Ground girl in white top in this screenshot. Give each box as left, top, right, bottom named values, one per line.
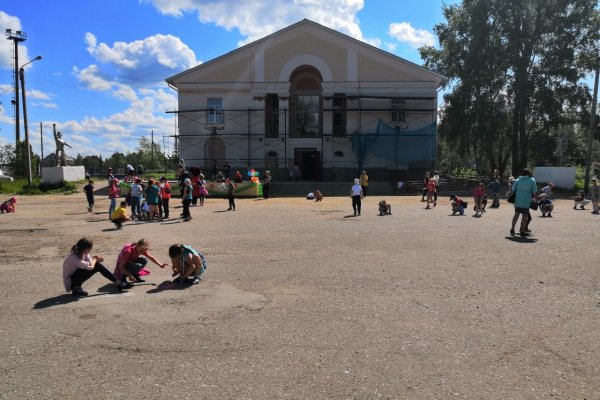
left=62, top=238, right=131, bottom=296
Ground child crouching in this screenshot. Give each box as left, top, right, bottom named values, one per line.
left=169, top=244, right=207, bottom=285
left=538, top=193, right=554, bottom=217
left=111, top=201, right=130, bottom=229
left=0, top=196, right=16, bottom=213
left=449, top=194, right=467, bottom=215
left=378, top=200, right=392, bottom=215
left=573, top=190, right=591, bottom=210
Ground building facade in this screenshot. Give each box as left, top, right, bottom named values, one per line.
left=166, top=19, right=446, bottom=181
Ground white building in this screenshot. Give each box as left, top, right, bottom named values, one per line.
left=166, top=19, right=446, bottom=182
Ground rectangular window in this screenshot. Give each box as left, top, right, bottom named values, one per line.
left=291, top=95, right=320, bottom=137
left=290, top=96, right=321, bottom=137
left=390, top=99, right=406, bottom=125
left=265, top=94, right=279, bottom=138
left=207, top=97, right=224, bottom=125
left=332, top=93, right=346, bottom=137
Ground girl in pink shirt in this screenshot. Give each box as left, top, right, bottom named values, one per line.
left=113, top=238, right=168, bottom=283
left=108, top=178, right=120, bottom=220
left=62, top=238, right=132, bottom=297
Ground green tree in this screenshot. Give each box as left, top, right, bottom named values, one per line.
left=421, top=0, right=600, bottom=176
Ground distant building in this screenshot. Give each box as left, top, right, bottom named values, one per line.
left=166, top=19, right=447, bottom=181
left=42, top=153, right=74, bottom=167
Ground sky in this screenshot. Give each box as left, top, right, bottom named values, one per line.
left=1, top=0, right=459, bottom=159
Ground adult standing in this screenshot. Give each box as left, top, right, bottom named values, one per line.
left=223, top=162, right=231, bottom=179
left=510, top=168, right=537, bottom=237
left=125, top=164, right=135, bottom=181
left=262, top=171, right=272, bottom=199
left=359, top=171, right=369, bottom=198
left=351, top=178, right=363, bottom=216
left=178, top=166, right=190, bottom=199
left=233, top=170, right=243, bottom=183
left=212, top=161, right=218, bottom=181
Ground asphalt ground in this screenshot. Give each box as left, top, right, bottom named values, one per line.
left=0, top=191, right=598, bottom=399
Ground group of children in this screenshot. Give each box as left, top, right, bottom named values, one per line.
left=448, top=177, right=600, bottom=218
left=82, top=176, right=173, bottom=229
left=62, top=237, right=207, bottom=297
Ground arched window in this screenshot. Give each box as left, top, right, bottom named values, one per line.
left=334, top=151, right=344, bottom=158
left=289, top=65, right=322, bottom=138
left=267, top=150, right=278, bottom=158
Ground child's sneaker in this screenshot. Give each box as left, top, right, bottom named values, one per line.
left=192, top=277, right=201, bottom=285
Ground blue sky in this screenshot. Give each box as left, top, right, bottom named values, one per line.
left=2, top=0, right=457, bottom=159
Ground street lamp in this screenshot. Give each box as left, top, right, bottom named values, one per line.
left=20, top=55, right=42, bottom=186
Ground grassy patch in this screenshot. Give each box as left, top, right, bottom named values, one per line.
left=0, top=178, right=79, bottom=195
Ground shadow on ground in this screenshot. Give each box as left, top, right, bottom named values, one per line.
left=146, top=280, right=193, bottom=293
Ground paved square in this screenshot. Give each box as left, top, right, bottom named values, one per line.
left=0, top=192, right=598, bottom=398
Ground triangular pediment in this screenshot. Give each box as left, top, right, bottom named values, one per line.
left=167, top=19, right=446, bottom=87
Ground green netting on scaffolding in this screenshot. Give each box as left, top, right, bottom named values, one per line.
left=351, top=120, right=436, bottom=170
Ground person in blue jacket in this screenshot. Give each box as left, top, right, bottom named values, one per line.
left=510, top=168, right=538, bottom=237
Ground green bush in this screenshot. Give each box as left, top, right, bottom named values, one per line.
left=0, top=178, right=78, bottom=195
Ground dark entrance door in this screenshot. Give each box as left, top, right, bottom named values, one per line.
left=294, top=149, right=320, bottom=181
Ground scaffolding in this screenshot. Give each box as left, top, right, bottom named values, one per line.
left=167, top=95, right=437, bottom=181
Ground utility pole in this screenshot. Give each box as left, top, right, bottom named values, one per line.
left=162, top=133, right=166, bottom=174
left=19, top=56, right=42, bottom=186
left=40, top=122, right=43, bottom=174
left=151, top=130, right=155, bottom=171
left=6, top=29, right=26, bottom=145
left=584, top=56, right=599, bottom=193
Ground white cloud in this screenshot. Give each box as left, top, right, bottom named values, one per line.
left=144, top=0, right=381, bottom=48
left=384, top=42, right=398, bottom=53
left=387, top=22, right=436, bottom=49
left=83, top=32, right=198, bottom=85
left=0, top=12, right=30, bottom=70
left=32, top=101, right=58, bottom=109
left=27, top=89, right=52, bottom=100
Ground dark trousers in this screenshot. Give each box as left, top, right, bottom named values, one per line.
left=228, top=195, right=236, bottom=210
left=70, top=262, right=116, bottom=289
left=361, top=185, right=368, bottom=197
left=160, top=198, right=169, bottom=218
left=182, top=198, right=191, bottom=218
left=352, top=195, right=362, bottom=214
left=125, top=257, right=148, bottom=277
left=263, top=183, right=270, bottom=199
